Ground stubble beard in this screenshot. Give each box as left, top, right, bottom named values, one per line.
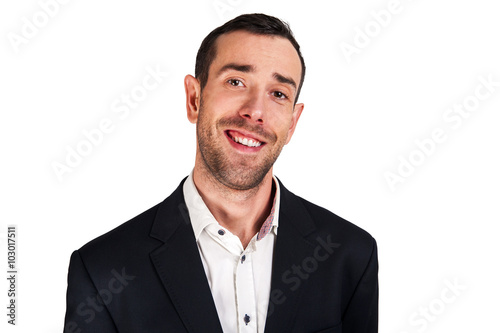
left=196, top=101, right=286, bottom=191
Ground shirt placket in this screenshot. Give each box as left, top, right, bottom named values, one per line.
left=236, top=249, right=257, bottom=333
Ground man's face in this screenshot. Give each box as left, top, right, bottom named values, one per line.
left=189, top=30, right=304, bottom=190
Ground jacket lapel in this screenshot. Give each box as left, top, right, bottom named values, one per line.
left=264, top=179, right=318, bottom=332
left=149, top=179, right=223, bottom=333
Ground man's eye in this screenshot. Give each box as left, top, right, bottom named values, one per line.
left=272, top=91, right=287, bottom=99
left=228, top=79, right=243, bottom=86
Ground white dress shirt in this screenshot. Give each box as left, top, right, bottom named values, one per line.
left=183, top=172, right=280, bottom=333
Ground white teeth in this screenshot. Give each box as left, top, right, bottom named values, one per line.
left=231, top=135, right=262, bottom=147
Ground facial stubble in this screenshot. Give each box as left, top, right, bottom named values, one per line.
left=196, top=99, right=287, bottom=191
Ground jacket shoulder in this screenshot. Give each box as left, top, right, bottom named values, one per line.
left=81, top=203, right=161, bottom=251
left=302, top=196, right=374, bottom=243
left=279, top=180, right=376, bottom=253
left=77, top=178, right=187, bottom=260
left=76, top=203, right=163, bottom=269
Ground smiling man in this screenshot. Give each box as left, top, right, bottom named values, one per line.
left=64, top=14, right=378, bottom=333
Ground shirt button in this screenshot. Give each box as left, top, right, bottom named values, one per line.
left=218, top=229, right=225, bottom=236
left=241, top=255, right=246, bottom=264
left=244, top=314, right=250, bottom=325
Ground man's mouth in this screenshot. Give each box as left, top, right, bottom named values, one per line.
left=225, top=130, right=264, bottom=148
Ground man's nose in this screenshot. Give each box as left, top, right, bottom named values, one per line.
left=238, top=89, right=265, bottom=124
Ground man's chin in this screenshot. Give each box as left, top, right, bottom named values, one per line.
left=214, top=167, right=271, bottom=191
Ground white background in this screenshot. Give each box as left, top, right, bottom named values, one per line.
left=1, top=0, right=499, bottom=332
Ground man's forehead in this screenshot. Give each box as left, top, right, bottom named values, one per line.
left=210, top=30, right=302, bottom=81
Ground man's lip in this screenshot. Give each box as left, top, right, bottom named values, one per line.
left=225, top=131, right=265, bottom=152
left=225, top=129, right=266, bottom=144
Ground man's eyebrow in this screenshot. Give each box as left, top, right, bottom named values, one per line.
left=217, top=63, right=255, bottom=76
left=273, top=72, right=297, bottom=91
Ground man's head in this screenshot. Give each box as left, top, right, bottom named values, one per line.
left=185, top=14, right=305, bottom=191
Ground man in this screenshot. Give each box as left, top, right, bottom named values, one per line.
left=64, top=13, right=378, bottom=333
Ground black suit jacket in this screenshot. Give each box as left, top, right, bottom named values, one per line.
left=64, top=178, right=378, bottom=333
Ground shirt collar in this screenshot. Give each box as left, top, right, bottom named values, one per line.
left=183, top=171, right=280, bottom=242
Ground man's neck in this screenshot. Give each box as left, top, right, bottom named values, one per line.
left=192, top=162, right=275, bottom=249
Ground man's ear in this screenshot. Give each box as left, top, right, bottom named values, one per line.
left=285, top=103, right=304, bottom=145
left=184, top=75, right=201, bottom=124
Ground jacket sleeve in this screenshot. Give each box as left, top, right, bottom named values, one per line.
left=342, top=237, right=379, bottom=332
left=63, top=250, right=119, bottom=333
